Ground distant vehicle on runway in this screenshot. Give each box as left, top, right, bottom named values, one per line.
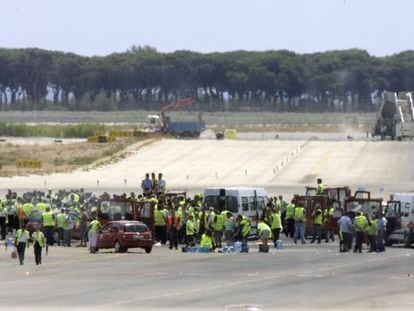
left=96, top=220, right=153, bottom=253
left=203, top=187, right=268, bottom=235
left=384, top=193, right=414, bottom=247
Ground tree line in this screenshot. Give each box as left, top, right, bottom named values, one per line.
left=0, top=46, right=413, bottom=112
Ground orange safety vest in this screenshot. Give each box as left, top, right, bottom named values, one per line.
left=18, top=207, right=25, bottom=221
left=168, top=215, right=180, bottom=230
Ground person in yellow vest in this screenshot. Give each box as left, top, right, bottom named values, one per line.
left=366, top=214, right=378, bottom=252
left=55, top=208, right=66, bottom=246
left=310, top=205, right=323, bottom=244
left=200, top=228, right=215, bottom=252
left=36, top=201, right=47, bottom=214
left=31, top=224, right=45, bottom=265
left=284, top=200, right=296, bottom=238
left=257, top=219, right=272, bottom=250
left=316, top=178, right=325, bottom=195
left=186, top=214, right=195, bottom=247
left=154, top=202, right=167, bottom=244
left=294, top=204, right=306, bottom=244
left=14, top=225, right=30, bottom=265
left=236, top=215, right=251, bottom=250
left=88, top=215, right=102, bottom=253
left=324, top=206, right=335, bottom=243
left=270, top=206, right=283, bottom=248
left=0, top=200, right=8, bottom=240
left=353, top=211, right=367, bottom=253
left=212, top=209, right=225, bottom=248
left=42, top=206, right=55, bottom=246
left=22, top=201, right=33, bottom=226
left=223, top=212, right=235, bottom=247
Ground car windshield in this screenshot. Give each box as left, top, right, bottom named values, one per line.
left=124, top=224, right=149, bottom=233
left=99, top=200, right=133, bottom=220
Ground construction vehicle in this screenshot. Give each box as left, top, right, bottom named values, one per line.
left=384, top=193, right=414, bottom=247
left=294, top=186, right=351, bottom=237
left=140, top=98, right=205, bottom=138
left=373, top=91, right=414, bottom=140
left=344, top=191, right=383, bottom=220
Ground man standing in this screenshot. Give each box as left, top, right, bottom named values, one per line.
left=168, top=208, right=180, bottom=250
left=270, top=206, right=282, bottom=248
left=42, top=206, right=55, bottom=246
left=0, top=201, right=8, bottom=240
left=310, top=205, right=322, bottom=244
left=294, top=204, right=306, bottom=244
left=31, top=224, right=46, bottom=265
left=285, top=200, right=296, bottom=238
left=366, top=214, right=378, bottom=253
left=154, top=203, right=167, bottom=244
left=88, top=215, right=102, bottom=253
left=354, top=212, right=367, bottom=253
left=377, top=212, right=387, bottom=252
left=14, top=225, right=30, bottom=265
left=338, top=211, right=353, bottom=252
left=157, top=173, right=167, bottom=194
left=141, top=173, right=153, bottom=197
left=56, top=208, right=66, bottom=246
left=324, top=206, right=335, bottom=242
left=316, top=178, right=325, bottom=195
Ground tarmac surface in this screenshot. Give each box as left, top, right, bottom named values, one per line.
left=1, top=137, right=413, bottom=199
left=1, top=238, right=414, bottom=310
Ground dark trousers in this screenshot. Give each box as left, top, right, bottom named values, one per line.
left=214, top=230, right=223, bottom=248
left=354, top=231, right=364, bottom=252
left=377, top=230, right=385, bottom=252
left=368, top=234, right=377, bottom=252
left=44, top=226, right=54, bottom=246
left=325, top=225, right=335, bottom=242
left=155, top=226, right=167, bottom=244
left=186, top=234, right=195, bottom=247
left=341, top=232, right=352, bottom=251
left=34, top=242, right=42, bottom=265
left=286, top=218, right=295, bottom=238
left=8, top=215, right=16, bottom=233
left=0, top=217, right=6, bottom=240
left=272, top=228, right=281, bottom=246
left=311, top=224, right=322, bottom=243
left=58, top=228, right=64, bottom=245
left=169, top=227, right=178, bottom=249
left=17, top=242, right=26, bottom=265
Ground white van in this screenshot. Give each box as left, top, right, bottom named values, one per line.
left=203, top=187, right=269, bottom=235
left=385, top=193, right=414, bottom=247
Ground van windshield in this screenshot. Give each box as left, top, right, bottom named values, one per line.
left=204, top=196, right=238, bottom=213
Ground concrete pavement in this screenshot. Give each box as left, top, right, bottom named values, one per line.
left=1, top=239, right=414, bottom=310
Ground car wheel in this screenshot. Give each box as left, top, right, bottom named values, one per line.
left=114, top=241, right=122, bottom=253
left=145, top=247, right=152, bottom=254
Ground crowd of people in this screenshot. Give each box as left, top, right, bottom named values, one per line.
left=0, top=175, right=390, bottom=265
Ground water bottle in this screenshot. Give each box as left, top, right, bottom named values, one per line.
left=276, top=240, right=283, bottom=250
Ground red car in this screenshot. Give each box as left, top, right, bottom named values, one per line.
left=96, top=220, right=153, bottom=253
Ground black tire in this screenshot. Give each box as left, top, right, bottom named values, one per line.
left=385, top=239, right=393, bottom=247
left=145, top=247, right=152, bottom=254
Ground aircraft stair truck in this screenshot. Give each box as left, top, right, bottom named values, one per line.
left=373, top=91, right=414, bottom=140
left=384, top=193, right=414, bottom=247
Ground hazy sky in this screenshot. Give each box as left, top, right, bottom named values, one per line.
left=2, top=0, right=413, bottom=57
